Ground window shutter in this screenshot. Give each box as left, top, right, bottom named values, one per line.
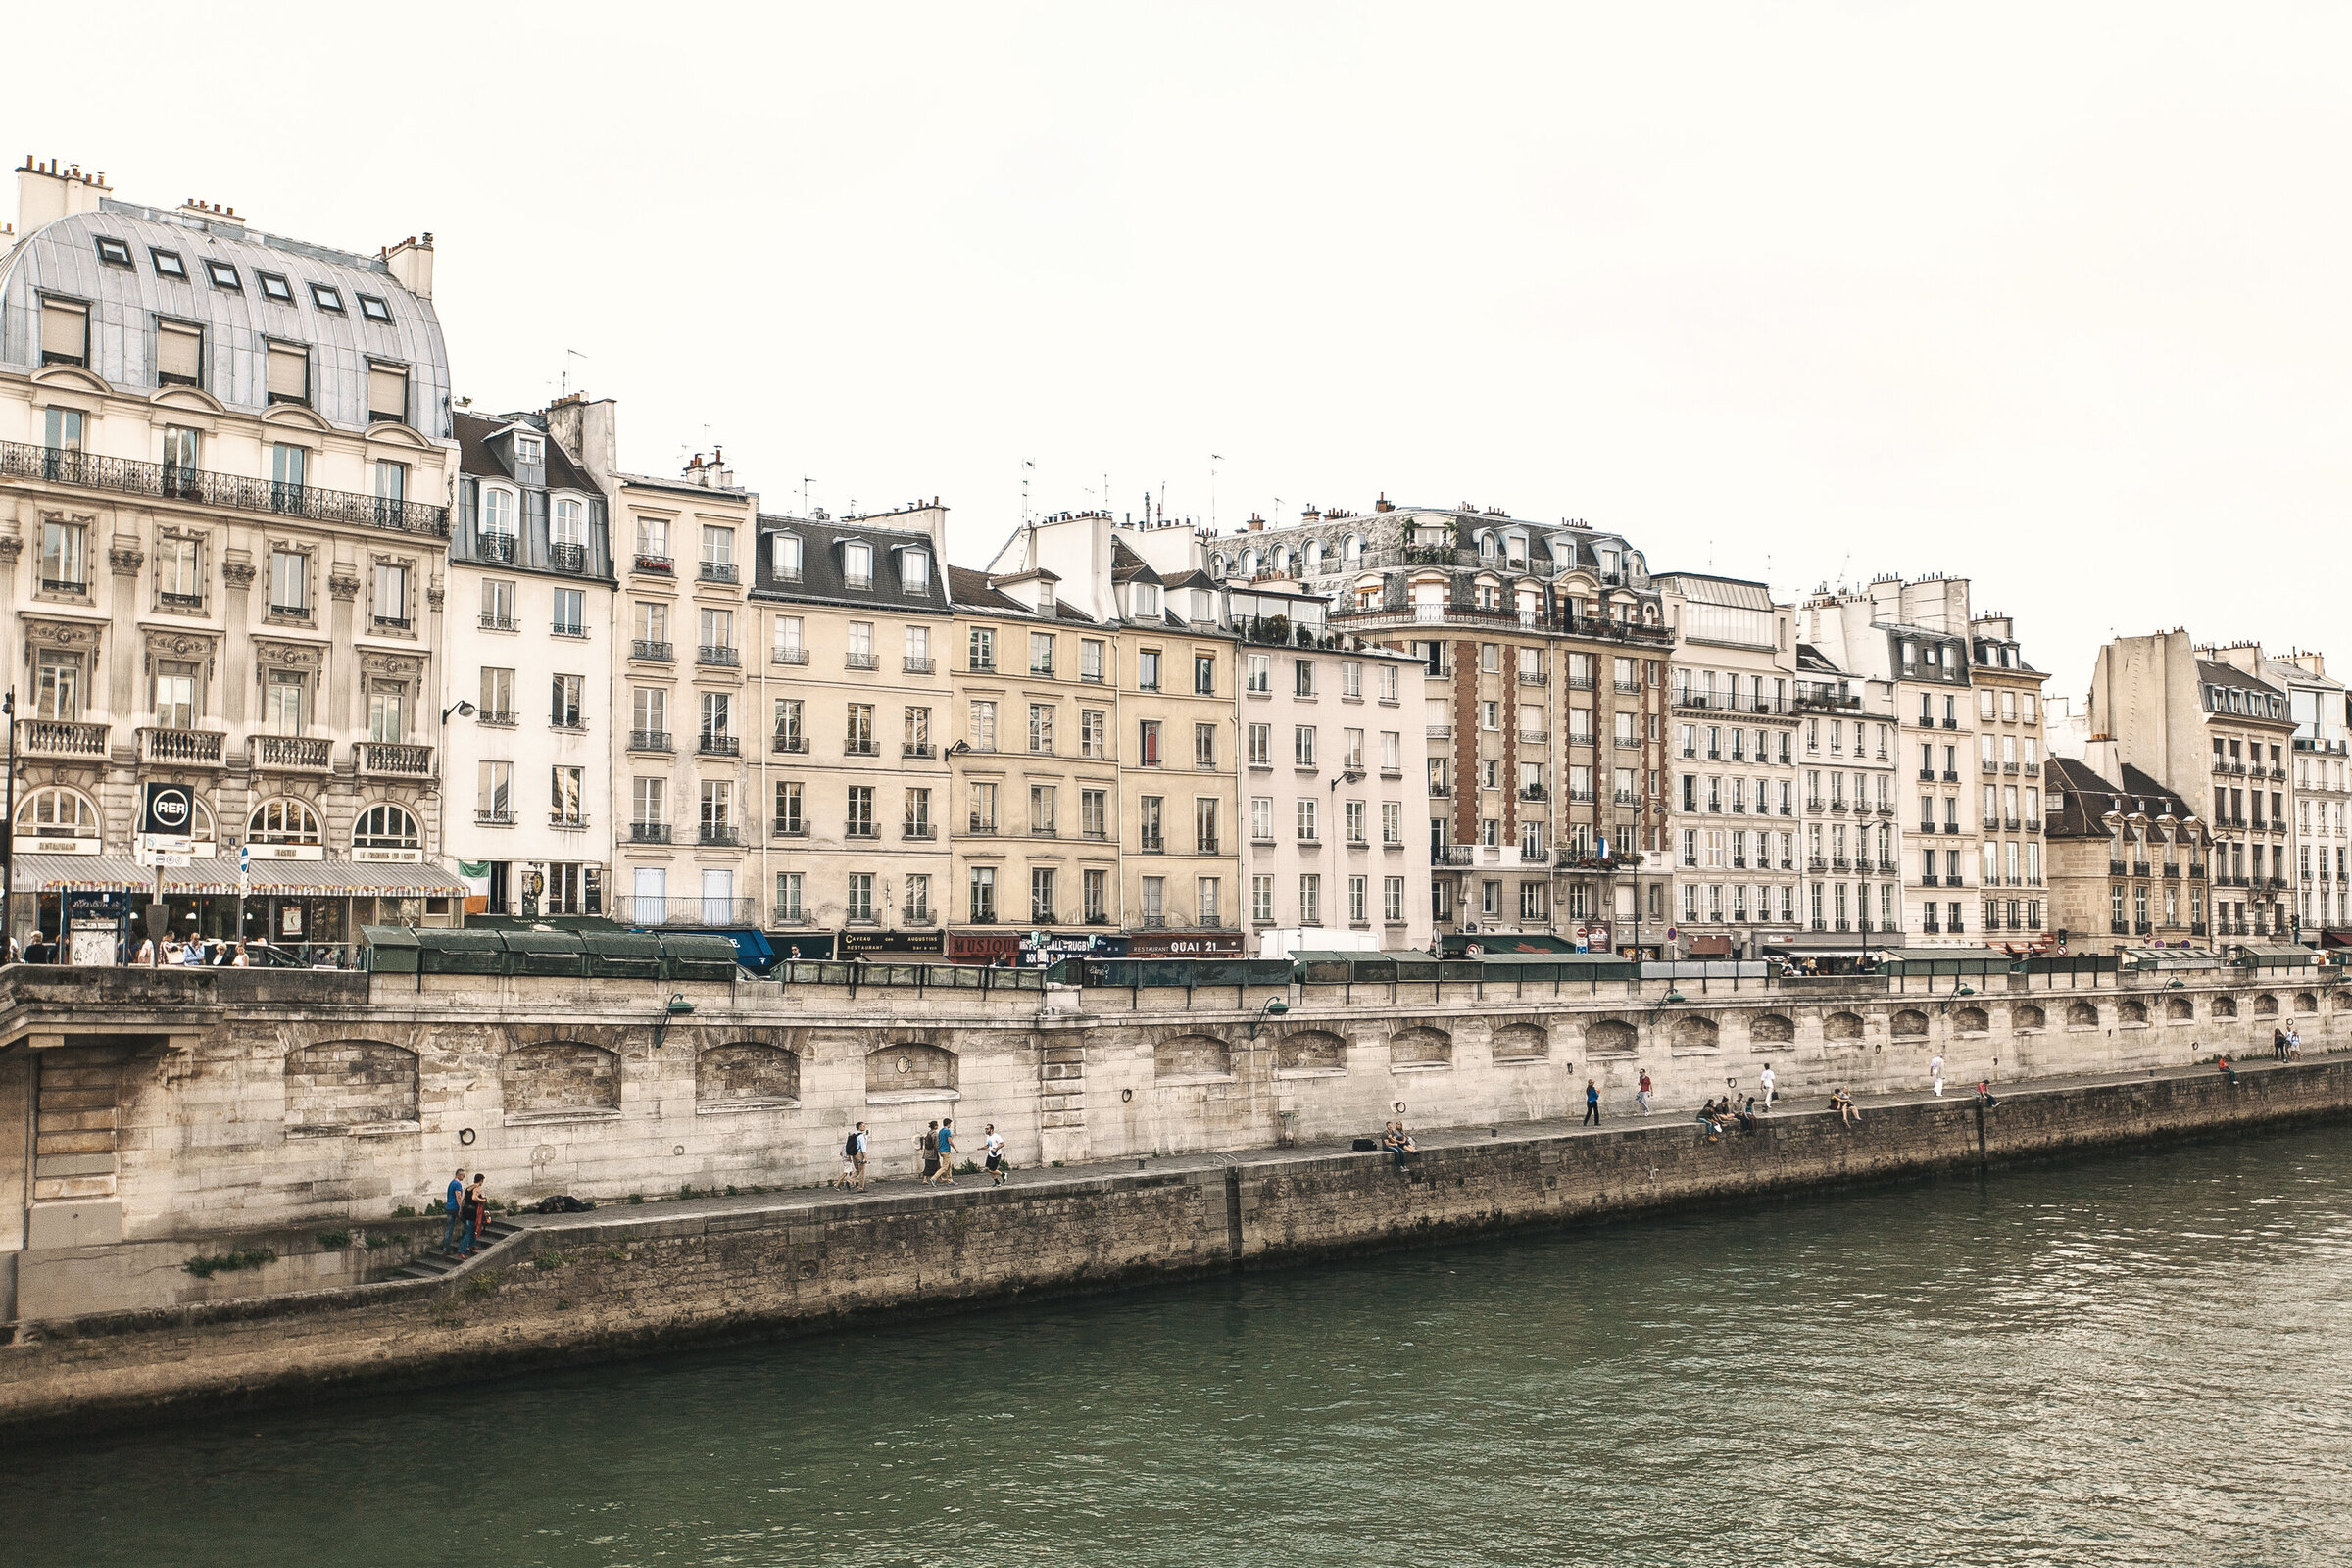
left=40, top=299, right=87, bottom=364
left=157, top=322, right=201, bottom=383
left=368, top=364, right=407, bottom=422
left=265, top=344, right=309, bottom=402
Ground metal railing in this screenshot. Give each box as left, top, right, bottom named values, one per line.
left=629, top=822, right=671, bottom=844
left=631, top=640, right=674, bottom=662
left=699, top=561, right=739, bottom=584
left=1, top=439, right=450, bottom=536
left=548, top=542, right=588, bottom=574
left=628, top=730, right=672, bottom=753
left=698, top=645, right=739, bottom=667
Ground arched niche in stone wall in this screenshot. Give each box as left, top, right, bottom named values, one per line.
left=285, top=1040, right=417, bottom=1132
left=2117, top=999, right=2148, bottom=1025
left=1491, top=1022, right=1549, bottom=1061
left=1275, top=1030, right=1348, bottom=1073
left=1156, top=1034, right=1236, bottom=1082
left=1584, top=1018, right=1637, bottom=1055
left=1671, top=1015, right=1718, bottom=1051
left=2013, top=1003, right=2046, bottom=1032
left=1749, top=1012, right=1794, bottom=1043
left=1953, top=1006, right=1988, bottom=1035
left=697, top=1043, right=801, bottom=1109
left=2293, top=991, right=2318, bottom=1014
left=2253, top=994, right=2279, bottom=1018
left=502, top=1042, right=619, bottom=1117
left=1890, top=1008, right=1929, bottom=1039
left=2212, top=997, right=2238, bottom=1019
left=2165, top=996, right=2195, bottom=1022
left=1391, top=1027, right=1453, bottom=1068
left=1822, top=1010, right=1865, bottom=1043
left=2067, top=1001, right=2100, bottom=1028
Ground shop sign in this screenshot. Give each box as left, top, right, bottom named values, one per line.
left=138, top=783, right=194, bottom=839
left=840, top=928, right=945, bottom=957
left=947, top=930, right=1023, bottom=963
left=352, top=847, right=424, bottom=863
left=1126, top=931, right=1245, bottom=958
left=771, top=933, right=838, bottom=960
left=1017, top=930, right=1128, bottom=966
left=252, top=843, right=325, bottom=861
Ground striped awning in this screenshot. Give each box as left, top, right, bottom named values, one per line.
left=6, top=854, right=466, bottom=898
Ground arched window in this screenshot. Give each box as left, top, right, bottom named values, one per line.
left=1272, top=546, right=1290, bottom=576
left=249, top=797, right=322, bottom=846
left=352, top=802, right=420, bottom=851
left=481, top=486, right=515, bottom=538
left=16, top=786, right=100, bottom=842
left=1478, top=531, right=1499, bottom=560
left=1240, top=549, right=1259, bottom=577
left=1304, top=540, right=1323, bottom=574
left=550, top=496, right=585, bottom=548
left=1210, top=553, right=1229, bottom=577
left=188, top=796, right=217, bottom=844
left=1344, top=533, right=1362, bottom=564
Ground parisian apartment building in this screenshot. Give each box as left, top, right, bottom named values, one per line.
left=0, top=160, right=467, bottom=948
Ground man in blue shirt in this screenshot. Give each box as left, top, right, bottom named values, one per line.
left=441, top=1166, right=466, bottom=1252
left=929, top=1118, right=957, bottom=1185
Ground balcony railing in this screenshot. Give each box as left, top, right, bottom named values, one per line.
left=475, top=532, right=516, bottom=564
left=845, top=739, right=879, bottom=757
left=140, top=727, right=223, bottom=764
left=698, top=645, right=740, bottom=667
left=846, top=651, right=879, bottom=670
left=475, top=808, right=514, bottom=826
left=249, top=734, right=331, bottom=770
left=479, top=612, right=516, bottom=631
left=548, top=542, right=588, bottom=574
left=360, top=742, right=433, bottom=776
left=23, top=720, right=109, bottom=758
left=771, top=646, right=808, bottom=665
left=904, top=742, right=936, bottom=759
left=699, top=561, right=740, bottom=584
left=772, top=734, right=808, bottom=755
left=550, top=812, right=589, bottom=830
left=631, top=639, right=674, bottom=662
left=628, top=730, right=672, bottom=753
left=696, top=824, right=742, bottom=847
left=629, top=822, right=672, bottom=844
left=903, top=822, right=936, bottom=840
left=1, top=439, right=450, bottom=536
left=905, top=656, right=935, bottom=674
left=633, top=554, right=673, bottom=576
left=698, top=735, right=741, bottom=757
left=612, top=895, right=760, bottom=928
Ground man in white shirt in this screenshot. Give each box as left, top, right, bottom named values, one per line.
left=983, top=1124, right=1009, bottom=1186
left=1759, top=1063, right=1777, bottom=1110
left=1929, top=1054, right=1945, bottom=1097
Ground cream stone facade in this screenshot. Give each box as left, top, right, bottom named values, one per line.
left=750, top=504, right=952, bottom=952
left=0, top=160, right=466, bottom=944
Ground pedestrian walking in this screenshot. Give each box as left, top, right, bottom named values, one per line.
left=2287, top=1024, right=2302, bottom=1061
left=918, top=1120, right=940, bottom=1181
left=457, top=1173, right=486, bottom=1256
left=929, top=1118, right=957, bottom=1184
left=440, top=1166, right=466, bottom=1253
left=1929, top=1054, right=1945, bottom=1097
left=2273, top=1027, right=2286, bottom=1062
left=1635, top=1070, right=1653, bottom=1115
left=1582, top=1078, right=1601, bottom=1127
left=837, top=1123, right=869, bottom=1189
left=1759, top=1063, right=1777, bottom=1109
left=983, top=1123, right=1009, bottom=1186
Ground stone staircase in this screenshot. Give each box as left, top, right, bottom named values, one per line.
left=389, top=1217, right=524, bottom=1281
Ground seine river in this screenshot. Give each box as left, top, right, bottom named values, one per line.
left=13, top=1122, right=2351, bottom=1568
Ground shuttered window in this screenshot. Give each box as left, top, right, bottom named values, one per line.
left=265, top=342, right=309, bottom=404
left=39, top=299, right=87, bottom=367
left=156, top=321, right=202, bottom=386
left=367, top=363, right=407, bottom=423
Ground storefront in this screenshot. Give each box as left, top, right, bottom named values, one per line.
left=6, top=852, right=464, bottom=957
left=839, top=930, right=942, bottom=958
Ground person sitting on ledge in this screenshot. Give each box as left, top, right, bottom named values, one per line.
left=1735, top=1097, right=1759, bottom=1134
left=2216, top=1054, right=2237, bottom=1086
left=1695, top=1101, right=1724, bottom=1142
left=1974, top=1079, right=2000, bottom=1108
left=1832, top=1088, right=1862, bottom=1126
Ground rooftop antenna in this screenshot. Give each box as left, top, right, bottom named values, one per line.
left=1021, top=459, right=1035, bottom=525
left=1210, top=454, right=1223, bottom=532
left=560, top=348, right=587, bottom=398
left=801, top=477, right=815, bottom=516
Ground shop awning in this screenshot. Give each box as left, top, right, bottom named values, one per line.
left=8, top=854, right=153, bottom=892
left=238, top=859, right=468, bottom=896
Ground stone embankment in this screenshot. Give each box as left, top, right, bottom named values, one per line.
left=3, top=1051, right=2345, bottom=1443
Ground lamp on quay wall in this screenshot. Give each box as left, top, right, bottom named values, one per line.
left=1248, top=998, right=1289, bottom=1040
left=651, top=992, right=695, bottom=1053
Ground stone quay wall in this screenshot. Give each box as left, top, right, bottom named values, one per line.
left=0, top=963, right=2342, bottom=1320
left=3, top=1054, right=2347, bottom=1444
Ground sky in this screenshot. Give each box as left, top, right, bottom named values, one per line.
left=7, top=3, right=2347, bottom=700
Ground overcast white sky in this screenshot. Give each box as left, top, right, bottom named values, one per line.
left=10, top=4, right=2348, bottom=697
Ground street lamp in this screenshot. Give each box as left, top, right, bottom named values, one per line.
left=441, top=700, right=477, bottom=724
left=651, top=992, right=696, bottom=1053
left=1248, top=998, right=1289, bottom=1041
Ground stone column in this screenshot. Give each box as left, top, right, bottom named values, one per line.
left=107, top=535, right=144, bottom=724
left=327, top=563, right=360, bottom=736
left=0, top=527, right=20, bottom=698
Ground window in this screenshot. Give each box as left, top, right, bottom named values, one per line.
left=1298, top=875, right=1322, bottom=925
left=33, top=648, right=83, bottom=720
left=40, top=296, right=89, bottom=367
left=1030, top=868, right=1056, bottom=922
left=476, top=761, right=514, bottom=822
left=970, top=866, right=998, bottom=922
left=1031, top=631, right=1056, bottom=675
left=1195, top=723, right=1217, bottom=769
left=1252, top=797, right=1275, bottom=841
left=1346, top=799, right=1368, bottom=844
left=553, top=587, right=585, bottom=637
left=1139, top=796, right=1164, bottom=851
left=1138, top=650, right=1161, bottom=691
left=1142, top=876, right=1166, bottom=921
left=1248, top=654, right=1271, bottom=694
left=969, top=782, right=999, bottom=833
left=1196, top=798, right=1219, bottom=853
left=355, top=291, right=394, bottom=324
left=1294, top=726, right=1316, bottom=768
left=1298, top=798, right=1320, bottom=842
left=1197, top=877, right=1221, bottom=925
left=1383, top=802, right=1403, bottom=845
left=152, top=660, right=199, bottom=729
left=846, top=786, right=876, bottom=840
left=1249, top=723, right=1272, bottom=766
left=34, top=517, right=86, bottom=596
left=844, top=541, right=873, bottom=589
left=1031, top=785, right=1057, bottom=835
left=268, top=544, right=309, bottom=616
left=627, top=684, right=663, bottom=740
left=1085, top=869, right=1109, bottom=923
left=1081, top=639, right=1105, bottom=682
left=155, top=319, right=203, bottom=387
left=552, top=674, right=584, bottom=729
left=1197, top=654, right=1217, bottom=696
left=846, top=703, right=875, bottom=754
left=630, top=776, right=669, bottom=830
left=249, top=797, right=322, bottom=846
left=1253, top=875, right=1276, bottom=923
left=1139, top=719, right=1162, bottom=766
left=702, top=524, right=735, bottom=572
left=373, top=561, right=411, bottom=628
left=905, top=786, right=932, bottom=838
left=904, top=550, right=930, bottom=592
left=700, top=607, right=733, bottom=654
left=265, top=341, right=309, bottom=404
left=200, top=257, right=243, bottom=292
left=904, top=874, right=931, bottom=923
left=1082, top=788, right=1108, bottom=840
left=969, top=700, right=998, bottom=752
left=543, top=766, right=585, bottom=826
left=1081, top=709, right=1106, bottom=760
left=969, top=626, right=997, bottom=671
left=699, top=782, right=735, bottom=839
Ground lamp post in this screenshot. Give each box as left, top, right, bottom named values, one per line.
left=1, top=688, right=16, bottom=952
left=1247, top=997, right=1289, bottom=1041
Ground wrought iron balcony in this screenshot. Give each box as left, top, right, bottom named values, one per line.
left=628, top=821, right=672, bottom=844
left=1, top=438, right=450, bottom=536
left=699, top=561, right=739, bottom=584
left=631, top=639, right=674, bottom=662
left=628, top=730, right=672, bottom=754
left=633, top=554, right=673, bottom=576
left=548, top=542, right=588, bottom=574
left=697, top=644, right=739, bottom=667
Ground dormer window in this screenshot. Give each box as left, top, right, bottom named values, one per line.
left=310, top=284, right=345, bottom=314
left=93, top=236, right=132, bottom=269
left=156, top=320, right=203, bottom=387
left=206, top=260, right=241, bottom=292
left=514, top=433, right=544, bottom=467
left=771, top=532, right=803, bottom=581
left=1133, top=582, right=1160, bottom=618
left=902, top=549, right=930, bottom=592
left=367, top=362, right=408, bottom=424
left=844, top=541, right=873, bottom=590
left=358, top=294, right=393, bottom=324
left=150, top=248, right=186, bottom=281
left=257, top=271, right=294, bottom=305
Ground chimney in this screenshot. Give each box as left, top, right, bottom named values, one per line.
left=543, top=395, right=618, bottom=489
left=174, top=197, right=244, bottom=233
left=1374, top=493, right=1393, bottom=513
left=1300, top=505, right=1321, bottom=524
left=1246, top=514, right=1264, bottom=532
left=383, top=232, right=435, bottom=300
left=709, top=443, right=733, bottom=488
left=15, top=157, right=110, bottom=234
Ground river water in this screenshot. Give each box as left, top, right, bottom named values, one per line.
left=13, top=1123, right=2351, bottom=1568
